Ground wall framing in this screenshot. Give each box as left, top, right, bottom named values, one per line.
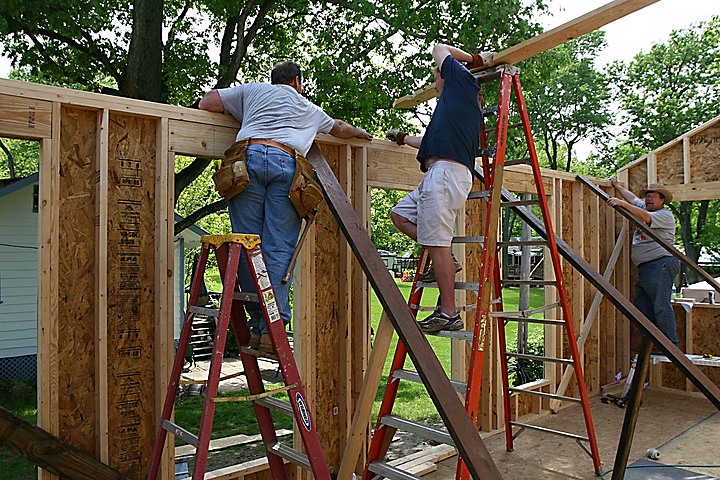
left=2, top=78, right=718, bottom=479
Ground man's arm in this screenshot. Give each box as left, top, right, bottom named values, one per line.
left=610, top=177, right=640, bottom=204
left=198, top=90, right=224, bottom=112
left=607, top=197, right=652, bottom=224
left=329, top=119, right=372, bottom=140
left=432, top=44, right=473, bottom=69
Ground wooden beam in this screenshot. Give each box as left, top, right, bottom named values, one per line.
left=0, top=406, right=123, bottom=480
left=308, top=143, right=503, bottom=480
left=394, top=0, right=660, bottom=108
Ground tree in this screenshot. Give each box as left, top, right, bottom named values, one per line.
left=370, top=188, right=416, bottom=256
left=1, top=0, right=548, bottom=234
left=521, top=30, right=612, bottom=172
left=609, top=17, right=720, bottom=283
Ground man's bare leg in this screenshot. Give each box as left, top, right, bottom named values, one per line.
left=425, top=246, right=456, bottom=316
left=391, top=212, right=417, bottom=241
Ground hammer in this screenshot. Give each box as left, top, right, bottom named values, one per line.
left=282, top=210, right=316, bottom=284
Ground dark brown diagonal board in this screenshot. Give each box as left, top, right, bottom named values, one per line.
left=307, top=144, right=502, bottom=480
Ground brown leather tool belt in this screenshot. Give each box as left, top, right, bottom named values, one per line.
left=248, top=138, right=296, bottom=157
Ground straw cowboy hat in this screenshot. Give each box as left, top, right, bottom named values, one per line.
left=640, top=183, right=673, bottom=202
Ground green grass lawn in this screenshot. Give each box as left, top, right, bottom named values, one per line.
left=0, top=386, right=39, bottom=480
left=368, top=281, right=545, bottom=424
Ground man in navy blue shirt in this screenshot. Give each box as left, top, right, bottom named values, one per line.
left=388, top=43, right=488, bottom=333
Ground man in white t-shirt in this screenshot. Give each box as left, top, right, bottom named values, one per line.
left=608, top=179, right=680, bottom=346
left=199, top=62, right=370, bottom=353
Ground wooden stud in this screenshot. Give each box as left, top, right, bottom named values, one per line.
left=0, top=94, right=52, bottom=140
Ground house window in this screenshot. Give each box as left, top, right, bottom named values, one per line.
left=33, top=185, right=38, bottom=213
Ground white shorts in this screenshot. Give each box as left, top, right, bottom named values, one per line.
left=392, top=160, right=472, bottom=247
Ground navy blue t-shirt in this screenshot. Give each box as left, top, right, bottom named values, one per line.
left=417, top=56, right=482, bottom=172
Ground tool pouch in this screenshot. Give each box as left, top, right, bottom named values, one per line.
left=289, top=154, right=323, bottom=219
left=214, top=139, right=250, bottom=201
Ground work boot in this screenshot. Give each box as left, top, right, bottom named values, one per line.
left=248, top=333, right=261, bottom=350
left=259, top=333, right=275, bottom=355
left=417, top=255, right=462, bottom=283
left=417, top=307, right=463, bottom=333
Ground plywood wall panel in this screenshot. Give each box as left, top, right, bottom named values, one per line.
left=689, top=125, right=720, bottom=184
left=106, top=113, right=158, bottom=477
left=627, top=162, right=648, bottom=195
left=655, top=143, right=684, bottom=186
left=57, top=106, right=98, bottom=454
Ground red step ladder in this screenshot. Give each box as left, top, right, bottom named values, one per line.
left=146, top=234, right=331, bottom=480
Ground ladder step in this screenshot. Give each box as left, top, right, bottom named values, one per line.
left=501, top=199, right=538, bottom=208
left=255, top=396, right=294, bottom=416
left=410, top=303, right=477, bottom=313
left=267, top=442, right=311, bottom=470
left=162, top=420, right=198, bottom=447
left=510, top=421, right=589, bottom=442
left=504, top=158, right=531, bottom=167
left=500, top=279, right=556, bottom=286
left=508, top=388, right=582, bottom=403
left=380, top=415, right=453, bottom=445
left=506, top=352, right=573, bottom=365
left=467, top=190, right=490, bottom=200
left=233, top=291, right=259, bottom=303
left=367, top=461, right=422, bottom=480
left=500, top=302, right=561, bottom=317
left=392, top=369, right=467, bottom=395
left=416, top=281, right=480, bottom=291
left=497, top=239, right=546, bottom=247
left=188, top=305, right=220, bottom=317
left=496, top=315, right=565, bottom=325
left=433, top=329, right=474, bottom=342
left=451, top=235, right=485, bottom=245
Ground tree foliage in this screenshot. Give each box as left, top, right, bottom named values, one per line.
left=370, top=188, right=417, bottom=255
left=1, top=0, right=548, bottom=233
left=521, top=30, right=612, bottom=172
left=608, top=17, right=720, bottom=282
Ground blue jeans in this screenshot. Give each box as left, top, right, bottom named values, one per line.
left=228, top=144, right=301, bottom=334
left=635, top=256, right=680, bottom=346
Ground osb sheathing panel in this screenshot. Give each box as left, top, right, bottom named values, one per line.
left=58, top=106, right=97, bottom=453
left=655, top=143, right=684, bottom=186
left=106, top=113, right=157, bottom=476
left=689, top=124, right=720, bottom=184
left=660, top=306, right=720, bottom=392
left=583, top=190, right=600, bottom=392
left=627, top=162, right=648, bottom=195
left=312, top=142, right=344, bottom=470
left=560, top=179, right=575, bottom=393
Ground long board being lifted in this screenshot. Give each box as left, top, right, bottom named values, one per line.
left=394, top=0, right=659, bottom=108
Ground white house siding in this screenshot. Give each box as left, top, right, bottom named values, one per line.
left=0, top=184, right=39, bottom=359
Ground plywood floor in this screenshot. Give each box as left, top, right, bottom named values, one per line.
left=423, top=389, right=719, bottom=479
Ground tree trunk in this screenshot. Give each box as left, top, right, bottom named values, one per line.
left=123, top=0, right=164, bottom=101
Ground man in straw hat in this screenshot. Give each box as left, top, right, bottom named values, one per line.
left=608, top=179, right=680, bottom=346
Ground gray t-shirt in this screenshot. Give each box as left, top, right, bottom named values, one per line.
left=631, top=199, right=676, bottom=265
left=218, top=83, right=335, bottom=156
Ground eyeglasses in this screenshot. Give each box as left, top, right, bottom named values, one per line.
left=645, top=193, right=662, bottom=199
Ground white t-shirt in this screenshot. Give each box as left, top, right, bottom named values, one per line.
left=218, top=83, right=335, bottom=156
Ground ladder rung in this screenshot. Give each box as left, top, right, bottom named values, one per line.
left=451, top=235, right=485, bottom=245
left=255, top=396, right=294, bottom=416
left=505, top=302, right=561, bottom=317
left=233, top=291, right=259, bottom=302
left=433, top=330, right=474, bottom=342
left=392, top=369, right=467, bottom=395
left=411, top=303, right=476, bottom=313
left=240, top=346, right=279, bottom=360
left=212, top=383, right=297, bottom=403
left=497, top=239, right=546, bottom=247
left=367, top=461, right=422, bottom=480
left=188, top=306, right=219, bottom=317
left=415, top=281, right=481, bottom=291
left=504, top=158, right=531, bottom=167
left=496, top=316, right=565, bottom=325
left=162, top=420, right=198, bottom=447
left=267, top=442, right=311, bottom=470
left=500, top=279, right=556, bottom=286
left=501, top=199, right=538, bottom=208
left=467, top=190, right=490, bottom=200
left=508, top=388, right=581, bottom=404
left=510, top=421, right=589, bottom=442
left=380, top=415, right=453, bottom=445
left=506, top=353, right=573, bottom=365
